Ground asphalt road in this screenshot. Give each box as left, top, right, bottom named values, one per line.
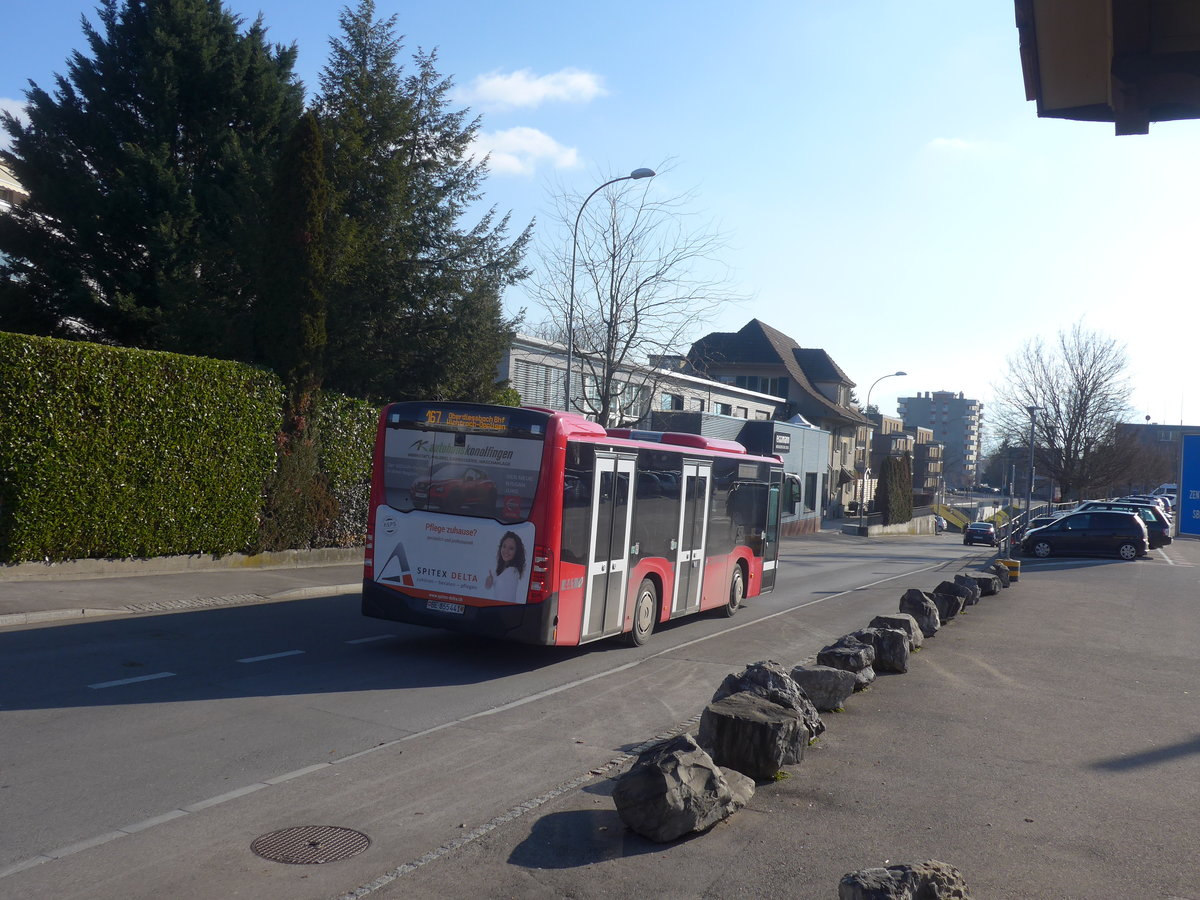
left=2, top=534, right=1193, bottom=899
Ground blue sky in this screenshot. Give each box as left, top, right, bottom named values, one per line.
left=3, top=1, right=1197, bottom=436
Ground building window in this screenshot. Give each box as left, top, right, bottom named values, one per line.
left=735, top=406, right=748, bottom=418
left=716, top=402, right=732, bottom=416
left=512, top=359, right=562, bottom=408
left=693, top=398, right=705, bottom=412
left=804, top=473, right=818, bottom=512
left=754, top=410, right=770, bottom=420
left=661, top=393, right=684, bottom=411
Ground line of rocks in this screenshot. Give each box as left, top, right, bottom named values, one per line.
left=610, top=561, right=1013, bottom=899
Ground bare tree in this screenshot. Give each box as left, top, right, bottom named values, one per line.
left=530, top=164, right=743, bottom=427
left=991, top=322, right=1135, bottom=501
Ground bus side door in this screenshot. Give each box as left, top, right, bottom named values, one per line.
left=672, top=461, right=712, bottom=615
left=581, top=454, right=636, bottom=641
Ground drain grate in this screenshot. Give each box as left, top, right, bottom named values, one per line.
left=251, top=826, right=370, bottom=865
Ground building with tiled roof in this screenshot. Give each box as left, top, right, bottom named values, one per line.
left=687, top=319, right=872, bottom=515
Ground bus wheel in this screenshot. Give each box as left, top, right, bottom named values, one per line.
left=723, top=565, right=745, bottom=618
left=627, top=579, right=657, bottom=646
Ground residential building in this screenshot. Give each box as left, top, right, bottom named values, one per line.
left=686, top=319, right=871, bottom=515
left=897, top=391, right=984, bottom=490
left=499, top=333, right=783, bottom=427
left=0, top=160, right=28, bottom=212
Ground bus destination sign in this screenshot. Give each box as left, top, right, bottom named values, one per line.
left=424, top=409, right=509, bottom=432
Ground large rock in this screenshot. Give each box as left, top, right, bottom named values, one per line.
left=899, top=589, right=941, bottom=637
left=964, top=573, right=1001, bottom=596
left=991, top=561, right=1011, bottom=587
left=953, top=574, right=983, bottom=605
left=851, top=626, right=910, bottom=674
left=698, top=691, right=809, bottom=780
left=818, top=636, right=877, bottom=691
left=930, top=590, right=964, bottom=622
left=789, top=664, right=857, bottom=711
left=839, top=859, right=972, bottom=899
left=868, top=613, right=923, bottom=649
left=612, top=733, right=755, bottom=842
left=712, top=659, right=825, bottom=739
left=936, top=579, right=976, bottom=608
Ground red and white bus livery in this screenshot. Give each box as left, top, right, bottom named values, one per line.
left=362, top=401, right=784, bottom=646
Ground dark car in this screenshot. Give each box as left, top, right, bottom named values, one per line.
left=1021, top=510, right=1148, bottom=560
left=1074, top=500, right=1172, bottom=549
left=963, top=522, right=998, bottom=546
left=411, top=463, right=497, bottom=513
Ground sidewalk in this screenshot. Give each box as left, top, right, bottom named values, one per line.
left=0, top=549, right=364, bottom=628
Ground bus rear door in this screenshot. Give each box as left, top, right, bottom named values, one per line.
left=672, top=461, right=712, bottom=615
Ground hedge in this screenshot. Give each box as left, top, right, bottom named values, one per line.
left=0, top=332, right=284, bottom=562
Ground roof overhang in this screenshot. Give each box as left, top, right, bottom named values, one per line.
left=1016, top=0, right=1200, bottom=134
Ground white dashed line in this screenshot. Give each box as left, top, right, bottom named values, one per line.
left=236, top=650, right=305, bottom=663
left=88, top=672, right=176, bottom=689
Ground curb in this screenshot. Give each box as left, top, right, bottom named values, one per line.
left=0, top=547, right=364, bottom=583
left=0, top=583, right=361, bottom=630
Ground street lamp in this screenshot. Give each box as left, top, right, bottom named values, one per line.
left=857, top=371, right=907, bottom=534
left=563, top=167, right=657, bottom=412
left=1024, top=405, right=1043, bottom=531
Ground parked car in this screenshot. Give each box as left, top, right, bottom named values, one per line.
left=963, top=522, right=998, bottom=547
left=1027, top=514, right=1062, bottom=531
left=1074, top=500, right=1172, bottom=548
left=1021, top=510, right=1148, bottom=560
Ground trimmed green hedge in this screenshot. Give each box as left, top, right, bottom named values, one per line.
left=315, top=392, right=378, bottom=548
left=0, top=332, right=283, bottom=562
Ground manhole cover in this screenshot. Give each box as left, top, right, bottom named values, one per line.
left=251, top=826, right=370, bottom=865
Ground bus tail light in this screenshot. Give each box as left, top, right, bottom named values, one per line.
left=528, top=545, right=552, bottom=603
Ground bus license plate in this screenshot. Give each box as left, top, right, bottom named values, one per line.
left=426, top=599, right=464, bottom=615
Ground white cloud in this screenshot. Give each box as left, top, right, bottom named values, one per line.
left=460, top=68, right=606, bottom=109
left=472, top=127, right=580, bottom=177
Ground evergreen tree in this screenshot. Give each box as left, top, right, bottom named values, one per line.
left=257, top=110, right=330, bottom=406
left=316, top=0, right=531, bottom=402
left=0, top=0, right=302, bottom=356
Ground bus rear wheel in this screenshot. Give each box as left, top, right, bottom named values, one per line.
left=723, top=565, right=745, bottom=618
left=626, top=579, right=657, bottom=646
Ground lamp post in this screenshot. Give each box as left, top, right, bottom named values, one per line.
left=857, top=371, right=907, bottom=534
left=1024, top=406, right=1043, bottom=533
left=563, top=167, right=657, bottom=412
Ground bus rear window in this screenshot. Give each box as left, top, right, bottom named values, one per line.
left=380, top=405, right=546, bottom=523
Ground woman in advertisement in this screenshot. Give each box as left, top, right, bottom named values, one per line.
left=486, top=531, right=526, bottom=604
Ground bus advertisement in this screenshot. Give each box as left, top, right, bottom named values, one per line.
left=362, top=402, right=784, bottom=646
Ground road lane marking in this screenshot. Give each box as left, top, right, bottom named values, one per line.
left=236, top=650, right=304, bottom=663
left=346, top=634, right=395, bottom=644
left=88, top=672, right=175, bottom=689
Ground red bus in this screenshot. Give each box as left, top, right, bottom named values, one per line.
left=361, top=401, right=784, bottom=646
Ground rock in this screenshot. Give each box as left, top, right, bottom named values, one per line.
left=953, top=574, right=983, bottom=605
left=698, top=691, right=809, bottom=780
left=965, top=573, right=1001, bottom=596
left=931, top=591, right=964, bottom=622
left=789, top=664, right=857, bottom=711
left=991, top=561, right=1011, bottom=587
left=868, top=613, right=923, bottom=649
left=612, top=733, right=754, bottom=842
left=899, top=589, right=941, bottom=637
left=712, top=659, right=825, bottom=738
left=838, top=859, right=972, bottom=899
left=852, top=627, right=910, bottom=674
left=817, top=637, right=878, bottom=691
left=936, top=579, right=976, bottom=607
